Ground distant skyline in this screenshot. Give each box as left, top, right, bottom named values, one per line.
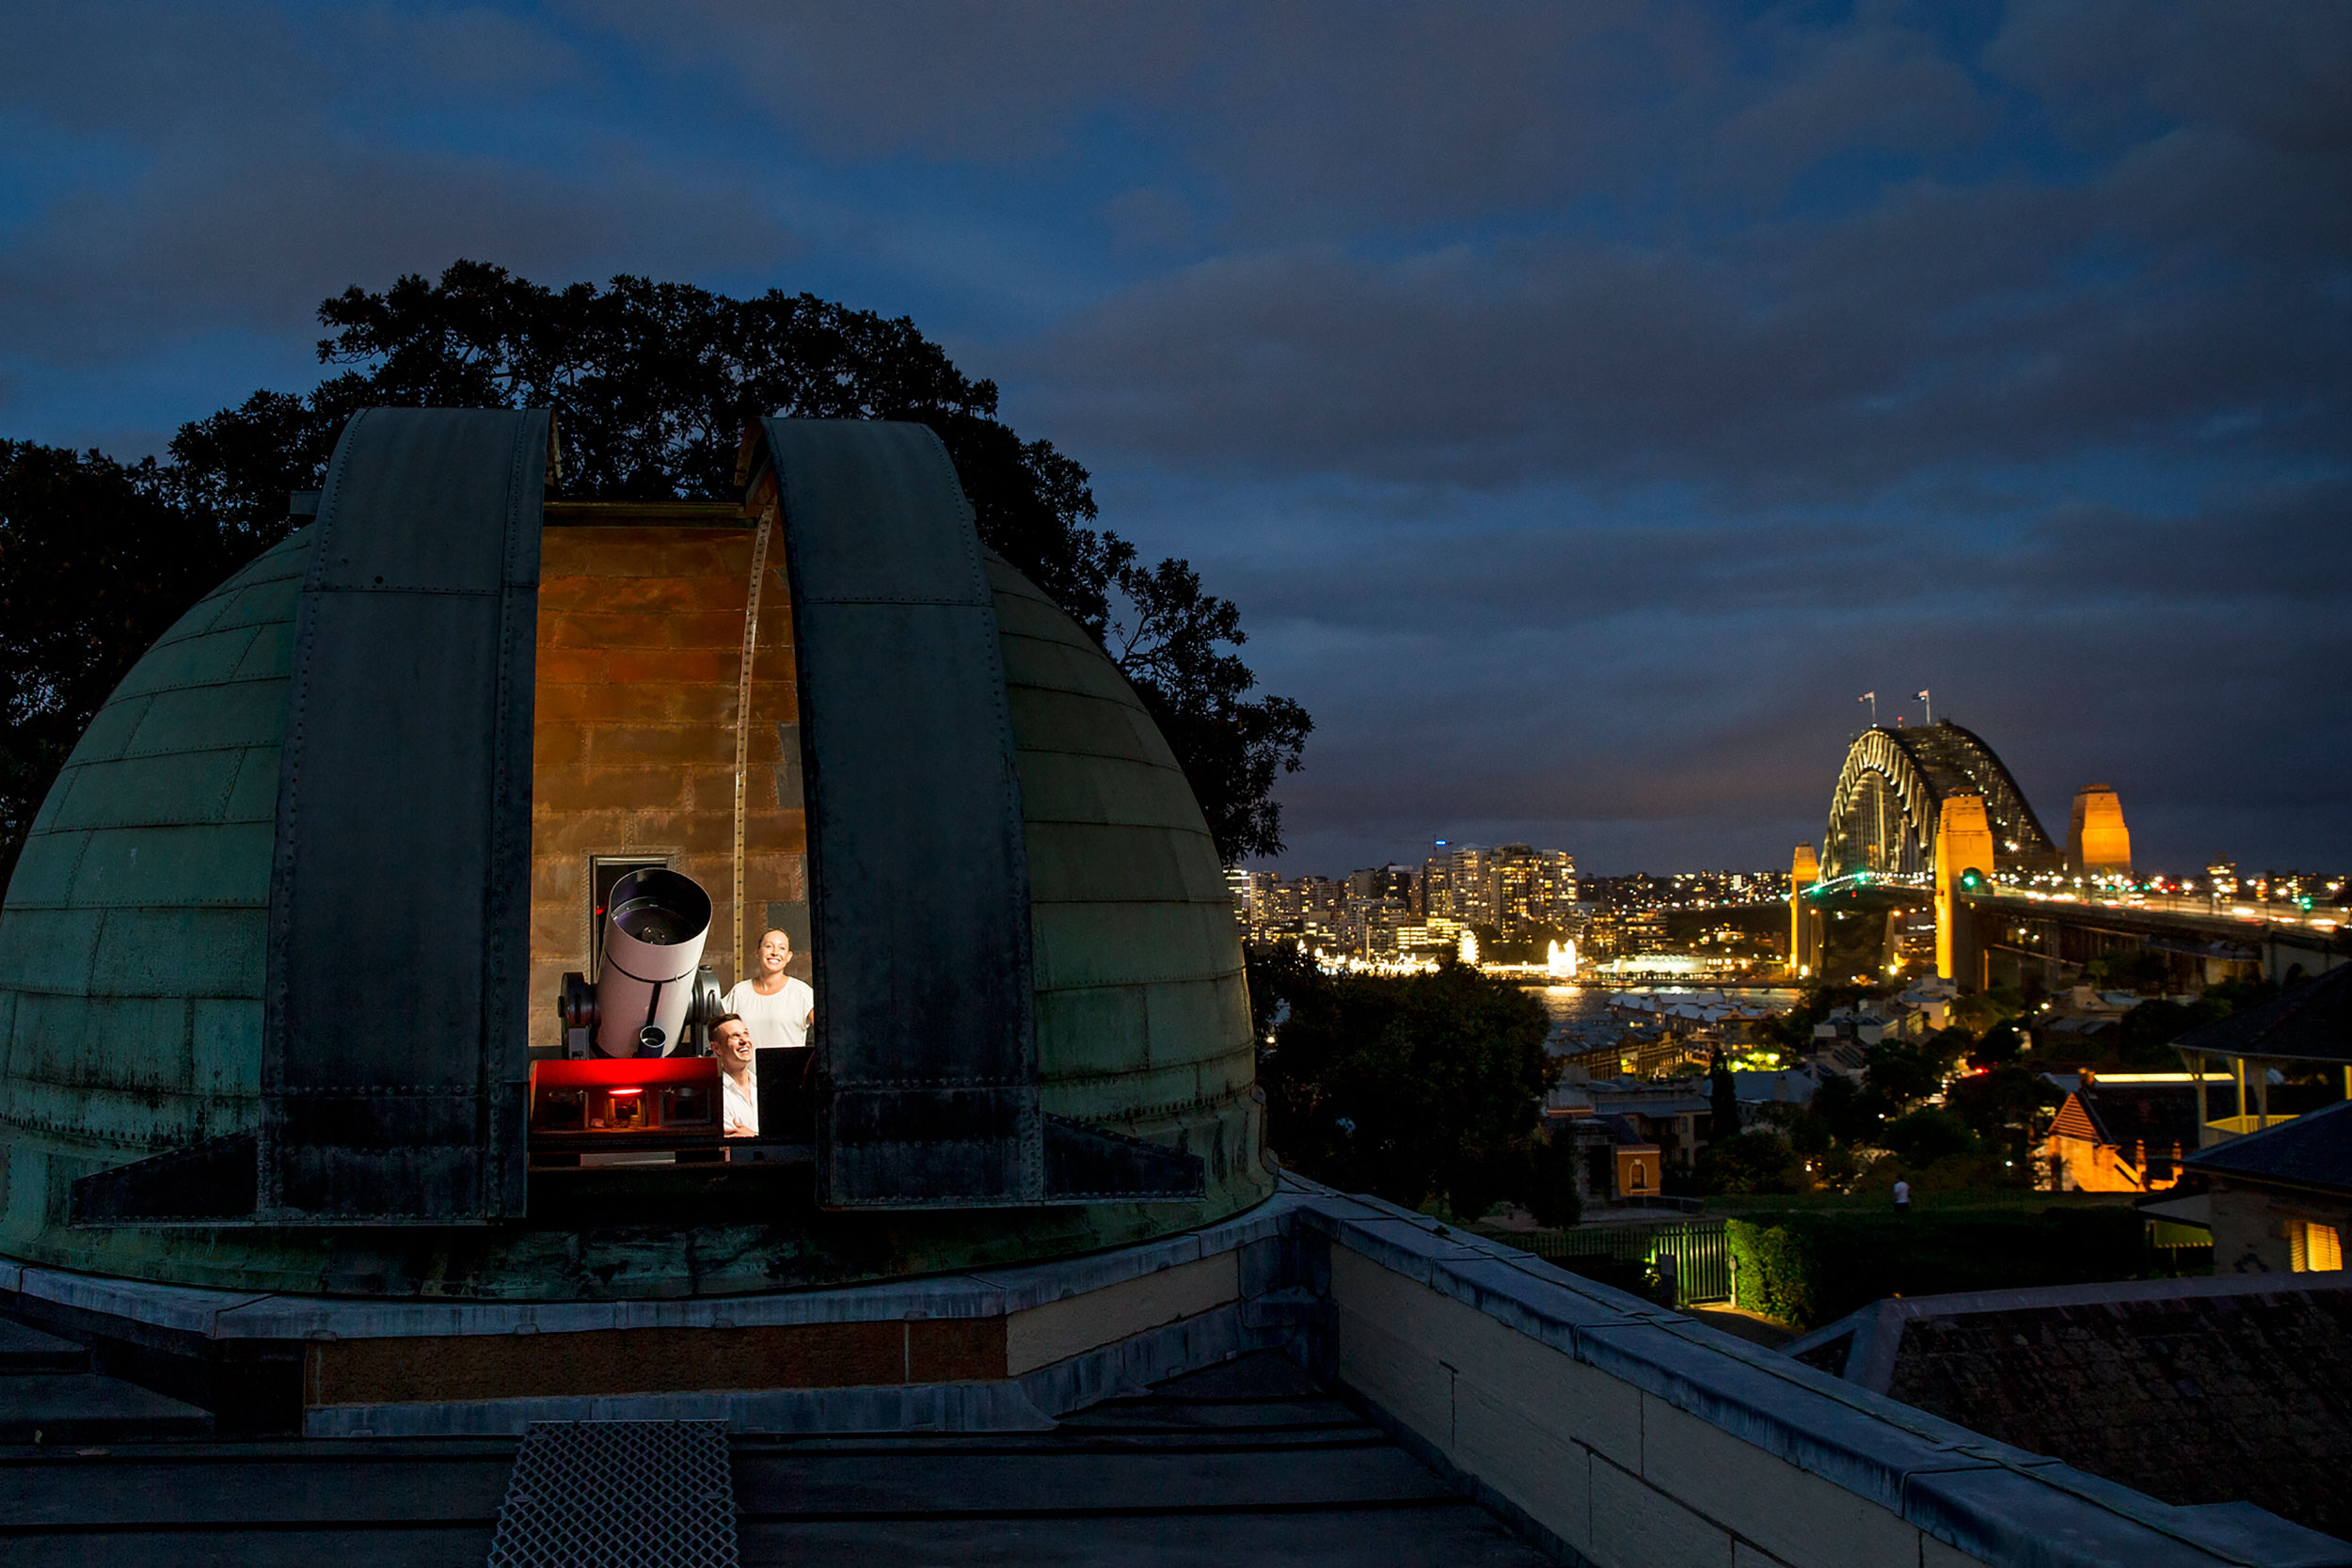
left=4, top=4, right=2346, bottom=878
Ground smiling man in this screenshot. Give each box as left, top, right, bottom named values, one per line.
left=710, top=1014, right=758, bottom=1140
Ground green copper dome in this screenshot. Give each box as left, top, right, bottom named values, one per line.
left=0, top=529, right=303, bottom=1171
left=0, top=498, right=1268, bottom=1297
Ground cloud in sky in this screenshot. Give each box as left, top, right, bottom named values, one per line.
left=2, top=0, right=2346, bottom=874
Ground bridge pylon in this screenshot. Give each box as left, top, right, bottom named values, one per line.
left=1789, top=843, right=1821, bottom=979
left=2067, top=784, right=2133, bottom=878
left=1934, top=792, right=1994, bottom=989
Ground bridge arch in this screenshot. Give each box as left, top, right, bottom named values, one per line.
left=1820, top=721, right=2058, bottom=883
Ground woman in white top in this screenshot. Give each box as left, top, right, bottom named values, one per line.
left=722, top=928, right=815, bottom=1054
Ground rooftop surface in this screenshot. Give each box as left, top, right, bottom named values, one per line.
left=2172, top=964, right=2352, bottom=1065
left=2187, top=1098, right=2352, bottom=1192
left=1, top=1349, right=1544, bottom=1566
left=1785, top=1273, right=2352, bottom=1543
left=2054, top=1083, right=2204, bottom=1153
left=9, top=1180, right=2350, bottom=1567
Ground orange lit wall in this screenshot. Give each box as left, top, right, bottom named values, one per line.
left=527, top=526, right=804, bottom=1055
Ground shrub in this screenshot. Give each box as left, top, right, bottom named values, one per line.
left=1698, top=1131, right=1804, bottom=1196
left=1881, top=1108, right=1977, bottom=1166
left=1730, top=1207, right=2155, bottom=1329
left=1728, top=1218, right=1822, bottom=1327
left=1524, top=1128, right=1584, bottom=1229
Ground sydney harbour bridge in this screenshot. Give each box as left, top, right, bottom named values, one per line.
left=1818, top=721, right=2061, bottom=887
left=1792, top=720, right=2336, bottom=994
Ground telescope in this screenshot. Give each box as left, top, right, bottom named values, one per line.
left=557, top=866, right=723, bottom=1057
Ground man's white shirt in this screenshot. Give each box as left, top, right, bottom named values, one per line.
left=722, top=1066, right=759, bottom=1138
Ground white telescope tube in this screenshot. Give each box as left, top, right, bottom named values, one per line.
left=594, top=867, right=713, bottom=1058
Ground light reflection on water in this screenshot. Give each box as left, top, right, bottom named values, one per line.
left=1516, top=983, right=1800, bottom=1053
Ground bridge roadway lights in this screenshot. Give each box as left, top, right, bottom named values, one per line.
left=1935, top=793, right=1994, bottom=988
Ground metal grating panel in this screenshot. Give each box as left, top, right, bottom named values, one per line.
left=487, top=1419, right=739, bottom=1568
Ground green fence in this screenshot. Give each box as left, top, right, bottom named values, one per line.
left=1508, top=1220, right=1731, bottom=1307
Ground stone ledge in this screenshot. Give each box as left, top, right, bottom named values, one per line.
left=0, top=1191, right=1300, bottom=1426
left=1294, top=1194, right=2352, bottom=1568
left=0, top=1187, right=1302, bottom=1343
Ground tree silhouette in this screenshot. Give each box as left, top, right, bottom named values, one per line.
left=3, top=262, right=1309, bottom=884
left=0, top=443, right=245, bottom=885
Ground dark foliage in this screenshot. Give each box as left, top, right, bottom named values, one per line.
left=2201, top=975, right=2279, bottom=1015
left=16, top=261, right=1307, bottom=873
left=1806, top=1072, right=1873, bottom=1144
left=2083, top=948, right=2170, bottom=993
left=2116, top=999, right=2203, bottom=1069
left=1880, top=1107, right=1978, bottom=1166
left=1863, top=1029, right=1970, bottom=1109
left=1696, top=1130, right=1804, bottom=1196
left=1257, top=958, right=1553, bottom=1218
left=1107, top=556, right=1311, bottom=863
left=1944, top=1063, right=2063, bottom=1150
left=1244, top=942, right=1318, bottom=1050
left=1708, top=1049, right=1740, bottom=1137
left=1523, top=1126, right=1584, bottom=1228
left=2111, top=980, right=2274, bottom=1069
left=0, top=444, right=246, bottom=887
left=1948, top=987, right=2023, bottom=1037
left=1752, top=980, right=1874, bottom=1066
left=1967, top=1019, right=2025, bottom=1069
left=1730, top=1207, right=2161, bottom=1330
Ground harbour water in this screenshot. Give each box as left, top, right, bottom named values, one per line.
left=1518, top=983, right=1799, bottom=1054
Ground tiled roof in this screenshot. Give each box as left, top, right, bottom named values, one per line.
left=1605, top=1114, right=1660, bottom=1148
left=2172, top=964, right=2352, bottom=1065
left=1729, top=1069, right=1817, bottom=1105
left=2039, top=1015, right=2119, bottom=1037
left=2058, top=1084, right=2203, bottom=1153
left=2186, top=1098, right=2352, bottom=1194
left=1784, top=1274, right=2352, bottom=1543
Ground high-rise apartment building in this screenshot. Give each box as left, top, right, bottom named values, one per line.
left=1421, top=855, right=1455, bottom=921
left=1346, top=864, right=1419, bottom=909
left=1225, top=867, right=1258, bottom=933
left=1491, top=844, right=1578, bottom=942
left=1447, top=846, right=1499, bottom=927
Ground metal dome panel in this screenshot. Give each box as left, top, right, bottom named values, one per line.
left=261, top=408, right=550, bottom=1224
left=752, top=419, right=1042, bottom=1209
left=0, top=531, right=303, bottom=1164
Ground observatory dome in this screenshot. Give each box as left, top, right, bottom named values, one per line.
left=0, top=411, right=1270, bottom=1298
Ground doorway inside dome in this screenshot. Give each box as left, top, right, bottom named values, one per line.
left=529, top=492, right=818, bottom=1171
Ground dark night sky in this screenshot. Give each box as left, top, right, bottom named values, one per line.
left=4, top=3, right=2346, bottom=877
